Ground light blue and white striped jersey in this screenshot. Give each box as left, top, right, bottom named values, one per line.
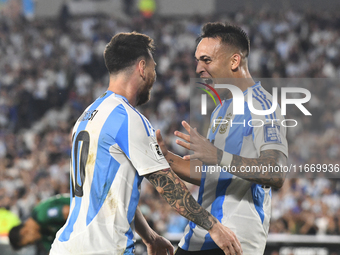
left=179, top=82, right=288, bottom=255
left=50, top=91, right=169, bottom=255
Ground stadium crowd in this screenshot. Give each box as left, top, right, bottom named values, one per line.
left=0, top=5, right=340, bottom=246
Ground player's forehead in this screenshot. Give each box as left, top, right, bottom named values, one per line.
left=195, top=37, right=224, bottom=59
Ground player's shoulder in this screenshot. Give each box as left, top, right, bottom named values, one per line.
left=110, top=94, right=155, bottom=136
left=245, top=84, right=277, bottom=110
left=88, top=92, right=132, bottom=121
left=246, top=83, right=274, bottom=101
left=243, top=82, right=285, bottom=122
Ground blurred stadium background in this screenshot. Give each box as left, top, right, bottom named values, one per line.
left=0, top=0, right=340, bottom=254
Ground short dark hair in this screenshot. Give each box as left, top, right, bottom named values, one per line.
left=104, top=32, right=155, bottom=74
left=9, top=224, right=24, bottom=250
left=197, top=22, right=250, bottom=57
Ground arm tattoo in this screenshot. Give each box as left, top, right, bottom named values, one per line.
left=168, top=159, right=174, bottom=167
left=230, top=150, right=287, bottom=189
left=146, top=168, right=217, bottom=230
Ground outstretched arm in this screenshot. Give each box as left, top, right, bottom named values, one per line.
left=145, top=168, right=243, bottom=255
left=135, top=207, right=174, bottom=255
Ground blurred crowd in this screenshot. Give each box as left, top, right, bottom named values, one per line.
left=0, top=7, right=340, bottom=240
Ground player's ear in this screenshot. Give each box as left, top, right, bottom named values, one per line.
left=230, top=53, right=241, bottom=71
left=138, top=59, right=146, bottom=80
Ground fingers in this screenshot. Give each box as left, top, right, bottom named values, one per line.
left=182, top=121, right=202, bottom=138
left=175, top=138, right=191, bottom=150
left=223, top=235, right=241, bottom=255
left=156, top=129, right=166, bottom=149
left=168, top=245, right=174, bottom=255
left=156, top=129, right=168, bottom=156
left=230, top=231, right=242, bottom=254
left=156, top=129, right=163, bottom=144
left=225, top=243, right=236, bottom=255
left=174, top=130, right=190, bottom=143
left=181, top=120, right=192, bottom=134
left=232, top=243, right=242, bottom=255
left=234, top=237, right=242, bottom=254
left=226, top=237, right=242, bottom=255
left=164, top=239, right=174, bottom=255
left=211, top=223, right=243, bottom=255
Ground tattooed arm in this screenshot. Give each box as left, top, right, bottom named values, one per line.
left=144, top=168, right=243, bottom=254
left=218, top=149, right=287, bottom=189
left=145, top=168, right=213, bottom=229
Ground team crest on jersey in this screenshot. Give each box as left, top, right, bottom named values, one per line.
left=150, top=142, right=165, bottom=161
left=212, top=116, right=222, bottom=133
left=219, top=113, right=232, bottom=134
left=219, top=118, right=229, bottom=134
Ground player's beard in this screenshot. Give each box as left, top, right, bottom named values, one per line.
left=136, top=73, right=155, bottom=106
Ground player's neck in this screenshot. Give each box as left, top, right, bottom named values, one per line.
left=107, top=73, right=140, bottom=107
left=233, top=67, right=255, bottom=94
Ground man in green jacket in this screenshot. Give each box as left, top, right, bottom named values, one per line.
left=9, top=194, right=70, bottom=254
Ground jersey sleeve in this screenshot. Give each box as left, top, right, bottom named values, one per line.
left=115, top=107, right=170, bottom=176
left=250, top=100, right=288, bottom=158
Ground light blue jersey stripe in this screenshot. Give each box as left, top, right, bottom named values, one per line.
left=251, top=184, right=265, bottom=223
left=125, top=173, right=143, bottom=250
left=252, top=88, right=271, bottom=120
left=224, top=114, right=246, bottom=155
left=255, top=88, right=276, bottom=120
left=59, top=91, right=112, bottom=242
left=86, top=104, right=129, bottom=225
left=256, top=88, right=277, bottom=120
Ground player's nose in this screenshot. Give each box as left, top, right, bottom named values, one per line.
left=196, top=61, right=205, bottom=75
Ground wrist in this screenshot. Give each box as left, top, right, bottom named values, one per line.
left=208, top=220, right=221, bottom=234
left=219, top=151, right=233, bottom=167
left=142, top=230, right=157, bottom=245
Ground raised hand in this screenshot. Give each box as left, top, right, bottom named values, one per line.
left=175, top=121, right=221, bottom=165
